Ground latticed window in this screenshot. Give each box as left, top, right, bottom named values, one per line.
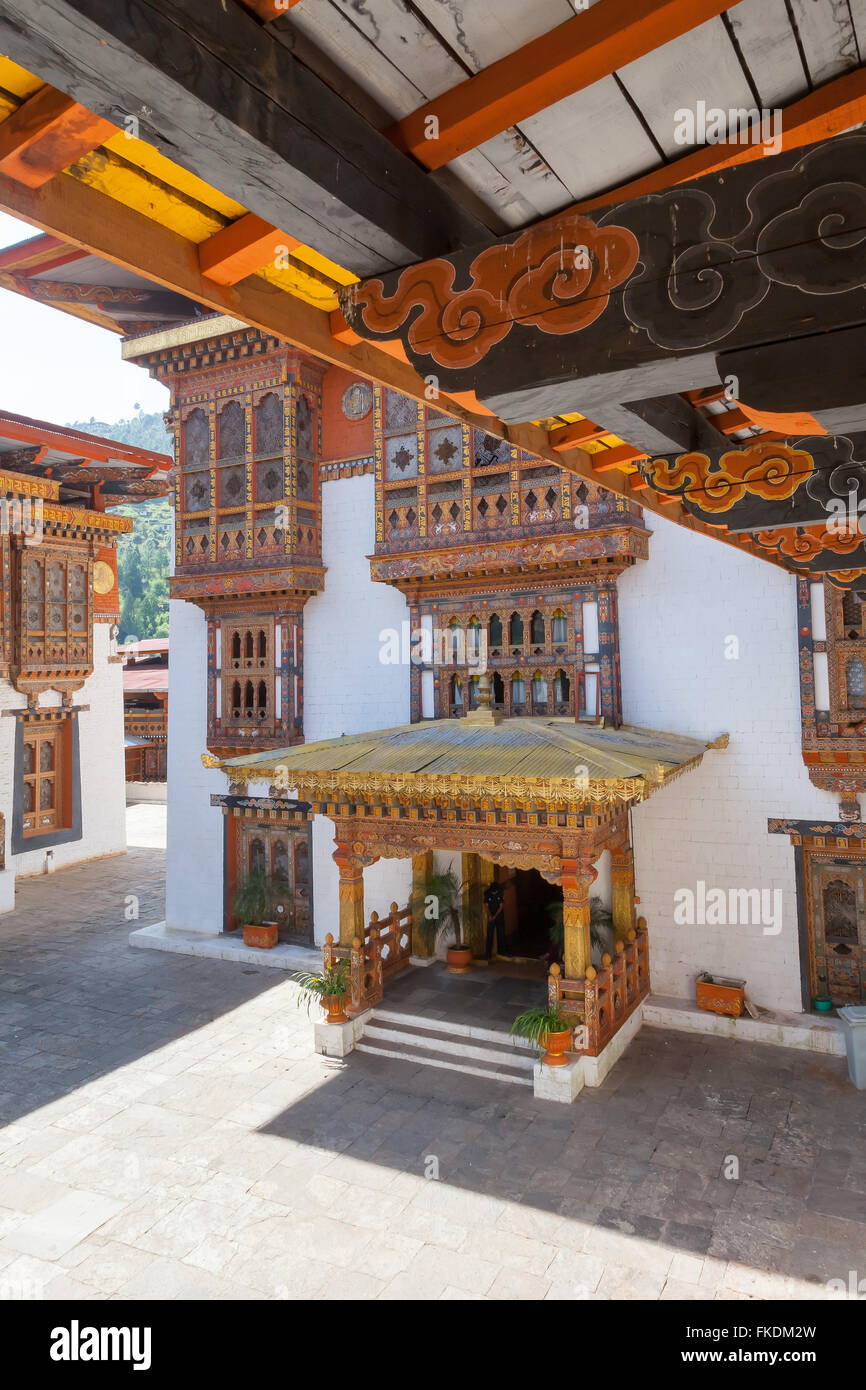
left=222, top=618, right=274, bottom=729
left=509, top=612, right=524, bottom=647
left=255, top=392, right=284, bottom=456
left=218, top=400, right=245, bottom=459
left=530, top=610, right=545, bottom=645
left=552, top=609, right=567, bottom=644
left=21, top=724, right=64, bottom=837
left=20, top=552, right=89, bottom=670
left=846, top=658, right=866, bottom=708
left=489, top=613, right=502, bottom=648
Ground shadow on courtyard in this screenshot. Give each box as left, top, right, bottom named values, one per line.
left=258, top=1026, right=863, bottom=1292
left=0, top=841, right=863, bottom=1295
left=0, top=844, right=288, bottom=1125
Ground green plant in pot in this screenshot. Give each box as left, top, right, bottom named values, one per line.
left=511, top=1004, right=573, bottom=1067
left=414, top=867, right=471, bottom=973
left=290, top=957, right=351, bottom=1024
left=233, top=868, right=282, bottom=949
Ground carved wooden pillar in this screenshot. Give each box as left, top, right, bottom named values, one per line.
left=333, top=845, right=366, bottom=948
left=610, top=843, right=636, bottom=943
left=411, top=849, right=434, bottom=958
left=461, top=852, right=487, bottom=958
left=561, top=853, right=598, bottom=980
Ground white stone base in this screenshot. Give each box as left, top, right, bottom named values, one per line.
left=581, top=1003, right=645, bottom=1087
left=409, top=955, right=436, bottom=968
left=314, top=1010, right=372, bottom=1057
left=644, top=993, right=846, bottom=1055
left=532, top=1004, right=646, bottom=1102
left=533, top=1056, right=585, bottom=1103
left=129, top=920, right=320, bottom=971
left=0, top=867, right=15, bottom=915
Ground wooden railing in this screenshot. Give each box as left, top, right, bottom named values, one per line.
left=548, top=918, right=650, bottom=1058
left=323, top=900, right=412, bottom=1016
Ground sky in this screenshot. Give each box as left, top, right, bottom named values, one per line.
left=0, top=211, right=169, bottom=426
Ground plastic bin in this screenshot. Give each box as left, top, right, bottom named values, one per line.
left=838, top=1006, right=866, bottom=1089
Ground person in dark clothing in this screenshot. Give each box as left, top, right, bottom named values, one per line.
left=484, top=879, right=507, bottom=960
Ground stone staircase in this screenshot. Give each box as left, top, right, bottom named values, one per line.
left=355, top=1006, right=536, bottom=1085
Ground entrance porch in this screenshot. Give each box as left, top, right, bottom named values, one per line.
left=208, top=703, right=718, bottom=1098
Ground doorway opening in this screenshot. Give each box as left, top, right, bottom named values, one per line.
left=493, top=866, right=562, bottom=962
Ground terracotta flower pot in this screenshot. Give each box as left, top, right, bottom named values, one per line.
left=696, top=976, right=745, bottom=1018
left=243, top=922, right=278, bottom=949
left=446, top=945, right=473, bottom=975
left=541, top=1028, right=573, bottom=1067
left=323, top=994, right=348, bottom=1025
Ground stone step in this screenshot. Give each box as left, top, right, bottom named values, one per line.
left=365, top=1016, right=535, bottom=1069
left=372, top=1006, right=535, bottom=1052
left=355, top=1034, right=533, bottom=1086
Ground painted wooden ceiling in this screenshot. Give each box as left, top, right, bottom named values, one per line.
left=0, top=1, right=863, bottom=582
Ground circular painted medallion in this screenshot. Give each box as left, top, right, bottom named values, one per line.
left=341, top=381, right=373, bottom=421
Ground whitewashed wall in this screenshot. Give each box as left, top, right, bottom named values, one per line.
left=0, top=623, right=126, bottom=906
left=165, top=473, right=413, bottom=940
left=164, top=598, right=225, bottom=934
left=306, top=473, right=412, bottom=940
left=619, top=514, right=837, bottom=1012
left=304, top=472, right=410, bottom=741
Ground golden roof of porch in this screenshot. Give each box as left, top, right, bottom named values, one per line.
left=204, top=718, right=725, bottom=809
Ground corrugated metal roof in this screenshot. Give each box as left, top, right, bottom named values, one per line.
left=216, top=716, right=713, bottom=785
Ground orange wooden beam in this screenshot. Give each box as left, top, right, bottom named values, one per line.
left=590, top=443, right=648, bottom=473
left=550, top=419, right=608, bottom=451
left=574, top=64, right=866, bottom=213
left=0, top=86, right=115, bottom=188
left=198, top=212, right=301, bottom=286
left=386, top=0, right=738, bottom=171
left=236, top=0, right=303, bottom=19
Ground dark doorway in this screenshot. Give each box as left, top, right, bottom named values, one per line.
left=496, top=866, right=562, bottom=961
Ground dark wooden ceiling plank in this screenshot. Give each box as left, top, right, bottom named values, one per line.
left=0, top=0, right=490, bottom=276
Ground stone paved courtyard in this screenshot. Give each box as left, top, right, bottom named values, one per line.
left=0, top=807, right=863, bottom=1301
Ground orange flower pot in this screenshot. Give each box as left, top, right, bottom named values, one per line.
left=696, top=976, right=745, bottom=1018
left=243, top=922, right=278, bottom=949
left=446, top=945, right=473, bottom=975
left=541, top=1028, right=573, bottom=1067
left=323, top=994, right=348, bottom=1025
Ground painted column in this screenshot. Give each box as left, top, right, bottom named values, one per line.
left=411, top=849, right=434, bottom=958
left=561, top=853, right=597, bottom=980
left=333, top=846, right=366, bottom=947
left=461, top=852, right=487, bottom=958
left=610, top=843, right=636, bottom=943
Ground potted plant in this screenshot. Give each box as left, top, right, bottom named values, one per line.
left=511, top=1004, right=574, bottom=1067
left=696, top=971, right=746, bottom=1018
left=415, top=866, right=471, bottom=973
left=233, top=868, right=281, bottom=949
left=290, top=957, right=351, bottom=1024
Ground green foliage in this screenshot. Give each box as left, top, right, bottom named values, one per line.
left=67, top=411, right=173, bottom=640
left=510, top=1005, right=571, bottom=1053
left=233, top=869, right=281, bottom=927
left=290, top=958, right=351, bottom=1014
left=415, top=867, right=465, bottom=950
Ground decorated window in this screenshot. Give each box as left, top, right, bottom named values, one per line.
left=21, top=723, right=65, bottom=837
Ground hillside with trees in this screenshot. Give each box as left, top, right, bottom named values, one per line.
left=69, top=410, right=173, bottom=641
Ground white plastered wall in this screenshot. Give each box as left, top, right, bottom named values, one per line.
left=618, top=512, right=838, bottom=1012
left=305, top=473, right=412, bottom=942
left=165, top=473, right=413, bottom=940
left=0, top=623, right=127, bottom=912
left=164, top=597, right=225, bottom=934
